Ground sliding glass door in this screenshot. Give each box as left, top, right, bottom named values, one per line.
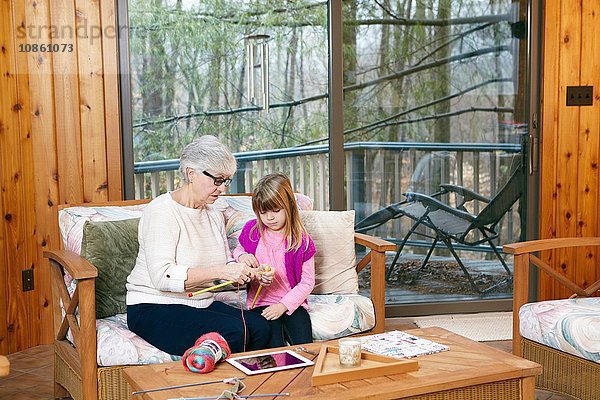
left=343, top=0, right=531, bottom=312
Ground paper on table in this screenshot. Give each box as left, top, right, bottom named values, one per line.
left=359, top=330, right=449, bottom=359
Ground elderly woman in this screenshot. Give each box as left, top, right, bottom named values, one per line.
left=126, top=135, right=272, bottom=355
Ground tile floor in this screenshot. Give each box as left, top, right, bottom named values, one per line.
left=0, top=320, right=576, bottom=399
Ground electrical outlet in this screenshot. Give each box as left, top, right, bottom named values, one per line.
left=22, top=269, right=34, bottom=292
left=566, top=86, right=593, bottom=106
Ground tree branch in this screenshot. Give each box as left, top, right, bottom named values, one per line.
left=347, top=14, right=511, bottom=27
left=300, top=106, right=515, bottom=146
left=130, top=14, right=512, bottom=33
left=133, top=93, right=327, bottom=128
left=372, top=106, right=513, bottom=130
left=133, top=47, right=510, bottom=129
left=344, top=45, right=510, bottom=93
left=344, top=78, right=513, bottom=135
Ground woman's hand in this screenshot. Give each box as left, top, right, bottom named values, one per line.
left=238, top=253, right=259, bottom=268
left=261, top=303, right=288, bottom=320
left=257, top=264, right=274, bottom=287
left=225, top=262, right=255, bottom=285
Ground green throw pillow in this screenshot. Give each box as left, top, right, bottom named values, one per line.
left=80, top=218, right=140, bottom=319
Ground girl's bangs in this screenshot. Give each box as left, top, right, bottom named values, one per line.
left=254, top=191, right=286, bottom=212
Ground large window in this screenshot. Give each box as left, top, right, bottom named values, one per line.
left=343, top=0, right=528, bottom=310
left=127, top=0, right=330, bottom=203
left=123, top=0, right=531, bottom=311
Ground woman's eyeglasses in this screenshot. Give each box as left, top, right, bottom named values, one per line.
left=203, top=171, right=232, bottom=187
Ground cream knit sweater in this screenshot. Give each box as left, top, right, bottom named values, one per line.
left=126, top=192, right=233, bottom=308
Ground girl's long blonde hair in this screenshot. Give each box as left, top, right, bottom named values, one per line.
left=251, top=173, right=309, bottom=251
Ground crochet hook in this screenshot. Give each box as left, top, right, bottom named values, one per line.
left=250, top=266, right=271, bottom=309
left=188, top=280, right=234, bottom=297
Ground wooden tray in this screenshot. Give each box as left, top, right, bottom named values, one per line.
left=311, top=345, right=418, bottom=386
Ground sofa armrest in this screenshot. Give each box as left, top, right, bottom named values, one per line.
left=504, top=237, right=600, bottom=356
left=354, top=232, right=397, bottom=253
left=44, top=249, right=98, bottom=280
left=503, top=237, right=600, bottom=255
left=44, top=249, right=98, bottom=399
left=354, top=233, right=395, bottom=334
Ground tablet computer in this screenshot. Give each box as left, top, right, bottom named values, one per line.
left=226, top=349, right=314, bottom=375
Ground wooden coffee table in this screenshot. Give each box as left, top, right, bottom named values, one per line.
left=123, top=327, right=541, bottom=400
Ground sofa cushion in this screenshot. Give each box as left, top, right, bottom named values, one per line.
left=215, top=196, right=357, bottom=295
left=96, top=314, right=179, bottom=366
left=519, top=297, right=600, bottom=363
left=300, top=210, right=358, bottom=294
left=81, top=219, right=141, bottom=318
left=59, top=204, right=147, bottom=254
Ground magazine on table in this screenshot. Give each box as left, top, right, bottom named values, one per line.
left=359, top=330, right=449, bottom=359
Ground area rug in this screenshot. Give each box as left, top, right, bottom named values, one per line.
left=413, top=312, right=512, bottom=342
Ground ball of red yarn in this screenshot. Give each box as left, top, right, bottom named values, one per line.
left=182, top=332, right=231, bottom=373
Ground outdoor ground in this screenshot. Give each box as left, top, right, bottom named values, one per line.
left=357, top=252, right=513, bottom=301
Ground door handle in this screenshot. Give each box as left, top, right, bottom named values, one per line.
left=529, top=113, right=538, bottom=175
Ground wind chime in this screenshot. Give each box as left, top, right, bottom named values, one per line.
left=245, top=34, right=270, bottom=112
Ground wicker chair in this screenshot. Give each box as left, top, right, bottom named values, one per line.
left=45, top=199, right=394, bottom=400
left=504, top=237, right=600, bottom=400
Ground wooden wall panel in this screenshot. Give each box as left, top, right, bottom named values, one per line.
left=101, top=0, right=124, bottom=201
left=0, top=0, right=33, bottom=353
left=539, top=0, right=600, bottom=300
left=27, top=0, right=60, bottom=346
left=0, top=0, right=122, bottom=353
left=0, top=175, right=6, bottom=355
left=578, top=1, right=600, bottom=296
left=555, top=0, right=581, bottom=300
left=77, top=0, right=109, bottom=202
left=538, top=0, right=561, bottom=301
left=13, top=0, right=41, bottom=348
left=51, top=0, right=84, bottom=205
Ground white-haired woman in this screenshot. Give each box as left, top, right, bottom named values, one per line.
left=126, top=135, right=272, bottom=355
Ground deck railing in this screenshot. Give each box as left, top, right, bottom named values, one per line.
left=134, top=141, right=523, bottom=247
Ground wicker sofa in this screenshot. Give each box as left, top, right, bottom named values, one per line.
left=504, top=237, right=600, bottom=400
left=45, top=198, right=394, bottom=400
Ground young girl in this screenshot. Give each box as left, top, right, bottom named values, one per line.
left=233, top=173, right=316, bottom=347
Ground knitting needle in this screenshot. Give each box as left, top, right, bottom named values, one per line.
left=169, top=394, right=289, bottom=400
left=250, top=266, right=271, bottom=309
left=132, top=377, right=245, bottom=395
left=188, top=280, right=234, bottom=297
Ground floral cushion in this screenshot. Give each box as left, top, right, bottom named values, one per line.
left=519, top=298, right=600, bottom=363
left=59, top=204, right=147, bottom=254
left=97, top=315, right=179, bottom=366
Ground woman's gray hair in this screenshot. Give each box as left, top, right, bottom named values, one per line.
left=179, top=135, right=237, bottom=183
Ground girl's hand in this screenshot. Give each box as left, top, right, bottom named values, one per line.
left=225, top=262, right=254, bottom=285
left=261, top=303, right=287, bottom=320
left=238, top=253, right=259, bottom=268
left=257, top=264, right=274, bottom=287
